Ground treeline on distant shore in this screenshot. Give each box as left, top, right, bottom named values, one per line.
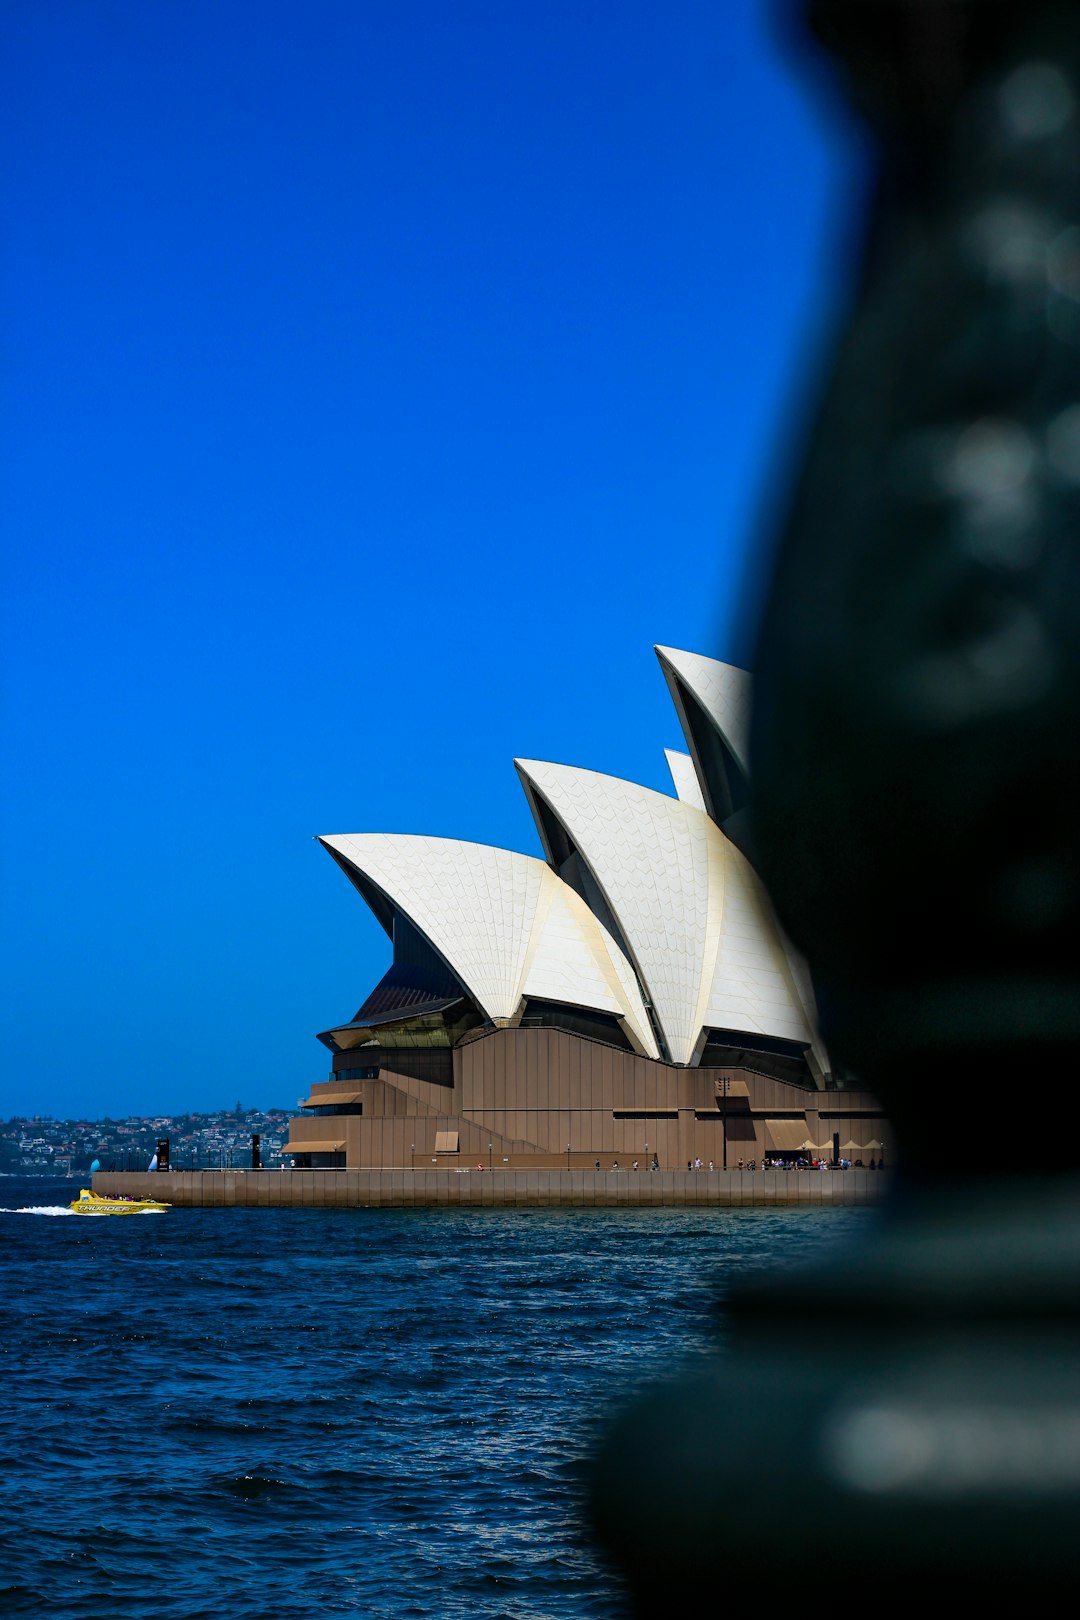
left=1, top=1105, right=292, bottom=1175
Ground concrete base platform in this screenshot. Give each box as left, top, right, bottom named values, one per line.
left=92, top=1168, right=888, bottom=1208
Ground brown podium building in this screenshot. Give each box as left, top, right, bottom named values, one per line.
left=283, top=648, right=888, bottom=1172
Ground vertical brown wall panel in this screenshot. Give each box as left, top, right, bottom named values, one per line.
left=500, top=1033, right=510, bottom=1113
left=581, top=1040, right=594, bottom=1108
left=569, top=1102, right=583, bottom=1155
left=454, top=1043, right=469, bottom=1112
left=516, top=1031, right=527, bottom=1114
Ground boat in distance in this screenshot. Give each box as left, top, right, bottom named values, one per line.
left=70, top=1189, right=171, bottom=1216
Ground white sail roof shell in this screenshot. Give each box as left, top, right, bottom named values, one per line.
left=318, top=832, right=658, bottom=1057
left=655, top=645, right=752, bottom=777
left=515, top=760, right=817, bottom=1067
left=664, top=748, right=706, bottom=813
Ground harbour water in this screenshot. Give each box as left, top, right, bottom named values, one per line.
left=1, top=1176, right=871, bottom=1618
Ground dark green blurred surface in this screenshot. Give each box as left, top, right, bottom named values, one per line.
left=592, top=1, right=1080, bottom=1603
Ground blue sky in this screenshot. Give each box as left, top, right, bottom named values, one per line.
left=1, top=1, right=863, bottom=1121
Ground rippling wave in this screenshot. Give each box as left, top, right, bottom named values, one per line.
left=0, top=1175, right=868, bottom=1618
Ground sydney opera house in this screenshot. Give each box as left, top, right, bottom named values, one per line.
left=282, top=647, right=888, bottom=1171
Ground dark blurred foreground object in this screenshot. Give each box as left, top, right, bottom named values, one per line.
left=592, top=0, right=1080, bottom=1604
left=752, top=0, right=1080, bottom=1173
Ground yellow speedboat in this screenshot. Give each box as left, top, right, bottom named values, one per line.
left=70, top=1189, right=171, bottom=1215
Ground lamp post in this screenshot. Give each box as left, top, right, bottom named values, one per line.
left=645, top=1140, right=649, bottom=1174
left=411, top=1142, right=415, bottom=1171
left=488, top=1141, right=493, bottom=1172
left=566, top=1143, right=571, bottom=1172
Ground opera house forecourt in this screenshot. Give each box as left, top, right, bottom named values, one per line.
left=266, top=644, right=890, bottom=1202
left=94, top=644, right=890, bottom=1205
